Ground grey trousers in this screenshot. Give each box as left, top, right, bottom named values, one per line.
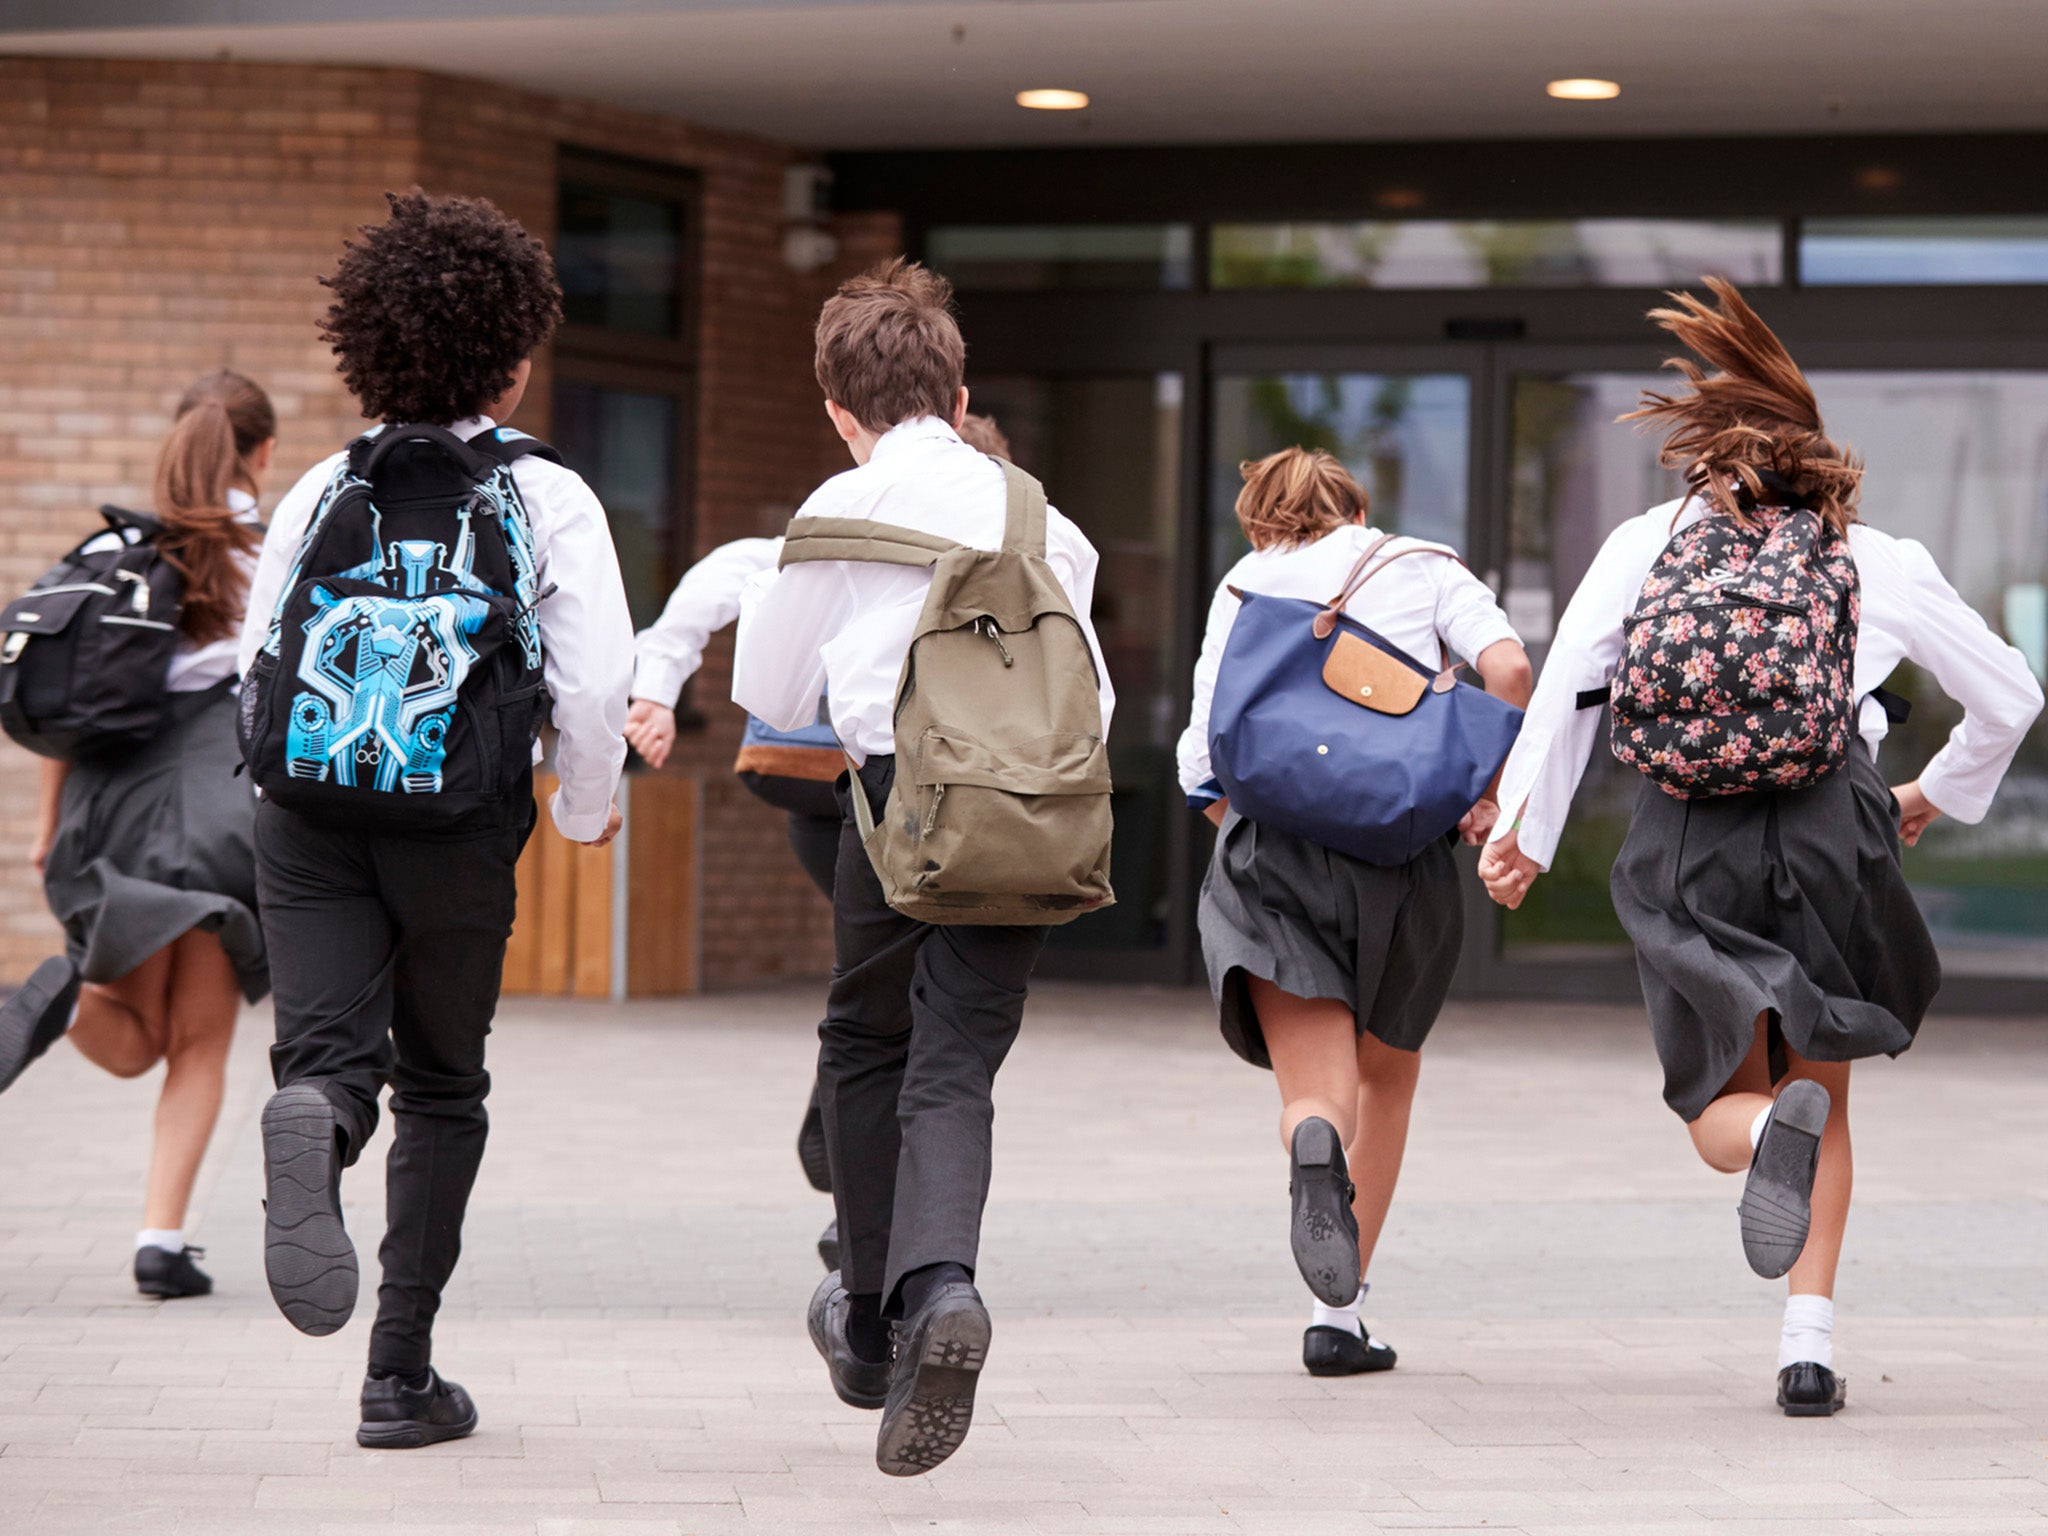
left=817, top=756, right=1045, bottom=1313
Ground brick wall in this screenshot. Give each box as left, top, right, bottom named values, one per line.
left=0, top=55, right=903, bottom=989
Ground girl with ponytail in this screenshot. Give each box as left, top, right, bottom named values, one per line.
left=1478, top=281, right=2043, bottom=1416
left=0, top=371, right=279, bottom=1300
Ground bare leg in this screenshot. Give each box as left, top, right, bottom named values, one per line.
left=1251, top=976, right=1360, bottom=1150
left=1348, top=1032, right=1422, bottom=1278
left=1781, top=1048, right=1852, bottom=1299
left=140, top=931, right=240, bottom=1233
left=67, top=947, right=173, bottom=1080
left=1686, top=1014, right=1775, bottom=1173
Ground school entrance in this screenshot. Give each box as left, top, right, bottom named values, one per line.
left=834, top=139, right=2048, bottom=1008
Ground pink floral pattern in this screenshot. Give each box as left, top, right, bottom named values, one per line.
left=1609, top=509, right=1860, bottom=799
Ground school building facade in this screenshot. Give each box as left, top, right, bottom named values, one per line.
left=4, top=6, right=2047, bottom=1009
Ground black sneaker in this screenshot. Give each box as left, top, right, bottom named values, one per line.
left=1739, top=1079, right=1830, bottom=1279
left=1289, top=1116, right=1360, bottom=1307
left=1777, top=1361, right=1846, bottom=1417
left=808, top=1270, right=890, bottom=1410
left=798, top=1087, right=832, bottom=1193
left=134, top=1244, right=212, bottom=1299
left=260, top=1083, right=358, bottom=1336
left=817, top=1217, right=840, bottom=1273
left=357, top=1367, right=478, bottom=1449
left=875, top=1280, right=990, bottom=1477
left=0, top=956, right=81, bottom=1093
left=1303, top=1323, right=1396, bottom=1377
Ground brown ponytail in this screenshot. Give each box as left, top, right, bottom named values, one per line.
left=1235, top=447, right=1369, bottom=551
left=152, top=370, right=274, bottom=644
left=1621, top=277, right=1862, bottom=535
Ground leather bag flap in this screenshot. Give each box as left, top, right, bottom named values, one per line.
left=0, top=586, right=96, bottom=637
left=1321, top=631, right=1426, bottom=716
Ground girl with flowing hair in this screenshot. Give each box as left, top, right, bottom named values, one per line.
left=1178, top=447, right=1531, bottom=1375
left=1479, top=281, right=2042, bottom=1414
left=0, top=370, right=278, bottom=1299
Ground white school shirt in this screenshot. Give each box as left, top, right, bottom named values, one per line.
left=631, top=536, right=781, bottom=705
left=731, top=416, right=1115, bottom=762
left=236, top=416, right=635, bottom=842
left=1175, top=523, right=1522, bottom=801
left=1488, top=496, right=2047, bottom=871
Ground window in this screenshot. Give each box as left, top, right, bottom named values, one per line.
left=1211, top=219, right=1782, bottom=290
left=551, top=150, right=699, bottom=632
left=925, top=224, right=1195, bottom=290
left=1800, top=218, right=2048, bottom=285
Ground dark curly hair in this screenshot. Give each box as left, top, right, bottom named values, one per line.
left=319, top=189, right=563, bottom=425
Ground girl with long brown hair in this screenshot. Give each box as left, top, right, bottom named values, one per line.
left=1479, top=281, right=2042, bottom=1415
left=1178, top=447, right=1532, bottom=1376
left=0, top=370, right=278, bottom=1300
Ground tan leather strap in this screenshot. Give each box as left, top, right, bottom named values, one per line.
left=778, top=516, right=957, bottom=569
left=997, top=458, right=1048, bottom=556
left=1310, top=535, right=1469, bottom=679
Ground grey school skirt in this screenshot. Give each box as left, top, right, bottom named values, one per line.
left=42, top=682, right=267, bottom=1003
left=1611, top=742, right=1937, bottom=1123
left=1199, top=810, right=1461, bottom=1068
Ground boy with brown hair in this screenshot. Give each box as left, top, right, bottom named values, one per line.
left=733, top=259, right=1113, bottom=1476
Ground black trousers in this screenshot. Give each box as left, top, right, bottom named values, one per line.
left=256, top=795, right=530, bottom=1376
left=819, top=757, right=1045, bottom=1312
left=786, top=810, right=841, bottom=900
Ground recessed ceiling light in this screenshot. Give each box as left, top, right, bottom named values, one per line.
left=1546, top=77, right=1620, bottom=101
left=1016, top=88, right=1090, bottom=111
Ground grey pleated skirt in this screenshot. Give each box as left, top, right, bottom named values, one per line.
left=1611, top=742, right=1937, bottom=1123
left=1199, top=811, right=1462, bottom=1068
left=42, top=682, right=268, bottom=1002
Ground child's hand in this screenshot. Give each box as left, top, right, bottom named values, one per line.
left=1893, top=779, right=1942, bottom=847
left=623, top=700, right=677, bottom=769
left=1477, top=831, right=1541, bottom=909
left=1458, top=797, right=1500, bottom=846
left=1201, top=798, right=1229, bottom=828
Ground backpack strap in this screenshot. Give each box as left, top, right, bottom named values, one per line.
left=778, top=517, right=958, bottom=569
left=355, top=423, right=495, bottom=483
left=98, top=505, right=162, bottom=541
left=465, top=425, right=565, bottom=469
left=997, top=458, right=1047, bottom=557
left=1310, top=533, right=1468, bottom=678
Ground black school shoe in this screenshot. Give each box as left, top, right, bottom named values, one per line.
left=1738, top=1079, right=1831, bottom=1279
left=260, top=1083, right=359, bottom=1336
left=0, top=956, right=81, bottom=1093
left=358, top=1367, right=478, bottom=1449
left=798, top=1093, right=832, bottom=1193
left=134, top=1244, right=212, bottom=1299
left=1777, top=1361, right=1847, bottom=1417
left=1289, top=1116, right=1361, bottom=1307
left=808, top=1269, right=891, bottom=1409
left=1303, top=1323, right=1397, bottom=1377
left=875, top=1281, right=990, bottom=1477
left=817, top=1217, right=840, bottom=1272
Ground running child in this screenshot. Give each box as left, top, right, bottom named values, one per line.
left=237, top=191, right=632, bottom=1448
left=1178, top=447, right=1530, bottom=1374
left=733, top=260, right=1113, bottom=1475
left=0, top=370, right=278, bottom=1299
left=1479, top=279, right=2043, bottom=1416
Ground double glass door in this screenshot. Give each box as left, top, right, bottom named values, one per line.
left=1210, top=343, right=2048, bottom=992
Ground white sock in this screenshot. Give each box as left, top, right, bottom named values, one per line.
left=1779, top=1294, right=1834, bottom=1370
left=64, top=996, right=80, bottom=1032
left=1310, top=1283, right=1367, bottom=1339
left=1749, top=1104, right=1772, bottom=1150
left=135, top=1228, right=183, bottom=1254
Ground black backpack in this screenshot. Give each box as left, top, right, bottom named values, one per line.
left=238, top=424, right=555, bottom=832
left=0, top=506, right=185, bottom=761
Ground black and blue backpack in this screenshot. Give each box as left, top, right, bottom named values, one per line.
left=238, top=424, right=554, bottom=832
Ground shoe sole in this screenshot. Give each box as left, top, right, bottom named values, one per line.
left=1289, top=1117, right=1361, bottom=1307
left=261, top=1084, right=358, bottom=1337
left=136, top=1281, right=212, bottom=1299
left=798, top=1111, right=833, bottom=1194
left=356, top=1409, right=478, bottom=1449
left=1779, top=1397, right=1844, bottom=1418
left=807, top=1273, right=887, bottom=1411
left=1739, top=1079, right=1830, bottom=1279
left=875, top=1297, right=990, bottom=1477
left=0, top=957, right=77, bottom=1092
left=817, top=1224, right=840, bottom=1273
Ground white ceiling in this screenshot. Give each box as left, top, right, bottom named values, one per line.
left=7, top=0, right=2048, bottom=151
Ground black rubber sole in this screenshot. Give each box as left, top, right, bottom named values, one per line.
left=1739, top=1079, right=1830, bottom=1280
left=817, top=1219, right=840, bottom=1273
left=876, top=1296, right=990, bottom=1477
left=356, top=1410, right=478, bottom=1449
left=1289, top=1117, right=1361, bottom=1307
left=1780, top=1396, right=1845, bottom=1418
left=135, top=1278, right=212, bottom=1299
left=261, top=1084, right=358, bottom=1337
left=798, top=1094, right=833, bottom=1194
left=0, top=956, right=79, bottom=1093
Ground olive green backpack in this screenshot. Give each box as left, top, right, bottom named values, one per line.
left=778, top=459, right=1114, bottom=926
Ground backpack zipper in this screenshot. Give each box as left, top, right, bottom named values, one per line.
left=975, top=617, right=1014, bottom=666
left=922, top=783, right=947, bottom=838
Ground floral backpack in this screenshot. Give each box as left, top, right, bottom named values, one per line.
left=1607, top=503, right=1860, bottom=798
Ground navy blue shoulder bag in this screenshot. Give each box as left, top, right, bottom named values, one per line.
left=1208, top=538, right=1524, bottom=865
